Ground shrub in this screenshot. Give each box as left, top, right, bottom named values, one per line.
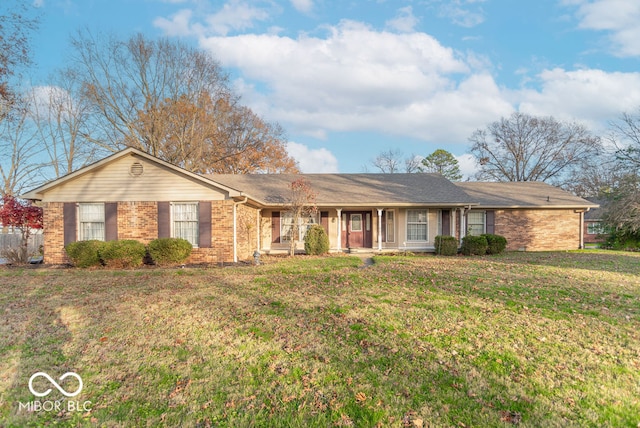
left=99, top=240, right=147, bottom=268
left=148, top=238, right=192, bottom=266
left=434, top=235, right=458, bottom=256
left=65, top=240, right=105, bottom=267
left=304, top=224, right=330, bottom=255
left=482, top=234, right=507, bottom=255
left=461, top=235, right=488, bottom=256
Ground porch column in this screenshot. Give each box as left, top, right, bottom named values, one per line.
left=336, top=208, right=342, bottom=251
left=377, top=208, right=383, bottom=251
left=459, top=207, right=466, bottom=245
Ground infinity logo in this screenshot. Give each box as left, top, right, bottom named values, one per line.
left=28, top=372, right=83, bottom=398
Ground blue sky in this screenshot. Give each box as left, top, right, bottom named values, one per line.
left=28, top=0, right=640, bottom=175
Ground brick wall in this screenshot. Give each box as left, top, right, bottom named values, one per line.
left=495, top=209, right=581, bottom=251
left=117, top=202, right=157, bottom=244
left=42, top=202, right=68, bottom=264
left=42, top=200, right=251, bottom=265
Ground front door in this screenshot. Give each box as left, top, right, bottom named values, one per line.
left=349, top=213, right=364, bottom=247
left=342, top=211, right=372, bottom=248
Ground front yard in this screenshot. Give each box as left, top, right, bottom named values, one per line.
left=0, top=251, right=639, bottom=427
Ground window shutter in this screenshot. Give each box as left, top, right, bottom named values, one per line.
left=105, top=203, right=118, bottom=241
left=199, top=201, right=212, bottom=248
left=486, top=210, right=495, bottom=234
left=381, top=211, right=386, bottom=242
left=63, top=203, right=77, bottom=246
left=158, top=202, right=171, bottom=238
left=320, top=211, right=329, bottom=234
left=441, top=210, right=451, bottom=236
left=271, top=212, right=280, bottom=244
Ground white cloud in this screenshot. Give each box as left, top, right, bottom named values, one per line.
left=290, top=0, right=313, bottom=14
left=154, top=9, right=194, bottom=37
left=286, top=141, right=339, bottom=173
left=436, top=0, right=487, bottom=28
left=385, top=6, right=419, bottom=33
left=567, top=0, right=640, bottom=57
left=199, top=20, right=515, bottom=144
left=455, top=153, right=478, bottom=180
left=516, top=68, right=640, bottom=131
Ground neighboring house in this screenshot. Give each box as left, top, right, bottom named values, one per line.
left=22, top=148, right=598, bottom=264
left=583, top=197, right=608, bottom=247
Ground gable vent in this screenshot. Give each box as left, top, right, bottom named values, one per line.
left=130, top=162, right=144, bottom=177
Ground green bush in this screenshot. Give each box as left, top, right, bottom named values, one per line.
left=304, top=224, right=330, bottom=255
left=65, top=240, right=105, bottom=267
left=434, top=235, right=458, bottom=256
left=148, top=238, right=193, bottom=266
left=99, top=240, right=147, bottom=268
left=482, top=234, right=507, bottom=255
left=461, top=235, right=488, bottom=256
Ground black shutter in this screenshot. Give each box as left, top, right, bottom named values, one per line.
left=158, top=202, right=171, bottom=238
left=199, top=201, right=212, bottom=248
left=271, top=212, right=280, bottom=244
left=486, top=210, right=495, bottom=234
left=63, top=203, right=76, bottom=246
left=105, top=203, right=118, bottom=241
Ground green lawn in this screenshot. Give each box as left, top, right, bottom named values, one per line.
left=1, top=251, right=639, bottom=427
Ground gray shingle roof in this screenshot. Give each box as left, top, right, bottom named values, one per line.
left=209, top=173, right=477, bottom=206
left=456, top=182, right=599, bottom=209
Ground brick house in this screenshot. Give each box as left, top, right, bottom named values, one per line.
left=22, top=148, right=598, bottom=264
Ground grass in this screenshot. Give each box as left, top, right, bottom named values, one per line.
left=0, top=251, right=639, bottom=427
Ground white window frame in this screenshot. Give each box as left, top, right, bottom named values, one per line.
left=587, top=222, right=606, bottom=235
left=467, top=211, right=486, bottom=236
left=280, top=211, right=319, bottom=242
left=78, top=203, right=105, bottom=241
left=171, top=202, right=199, bottom=247
left=406, top=209, right=428, bottom=242
left=386, top=209, right=395, bottom=243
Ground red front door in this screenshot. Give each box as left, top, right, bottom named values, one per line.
left=342, top=211, right=372, bottom=248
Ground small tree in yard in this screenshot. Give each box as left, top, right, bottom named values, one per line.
left=285, top=178, right=317, bottom=256
left=0, top=195, right=43, bottom=262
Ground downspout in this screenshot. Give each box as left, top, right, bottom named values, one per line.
left=233, top=197, right=248, bottom=263
left=579, top=208, right=588, bottom=249
left=377, top=208, right=384, bottom=251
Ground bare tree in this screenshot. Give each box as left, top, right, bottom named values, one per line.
left=0, top=98, right=43, bottom=196
left=0, top=1, right=39, bottom=119
left=284, top=178, right=317, bottom=256
left=469, top=112, right=602, bottom=184
left=30, top=69, right=101, bottom=179
left=371, top=149, right=421, bottom=173
left=64, top=31, right=297, bottom=173
left=609, top=108, right=640, bottom=167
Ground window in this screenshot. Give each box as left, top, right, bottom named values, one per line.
left=281, top=211, right=318, bottom=242
left=172, top=202, right=199, bottom=247
left=386, top=210, right=395, bottom=243
left=78, top=203, right=105, bottom=241
left=587, top=222, right=607, bottom=235
left=407, top=209, right=428, bottom=241
left=467, top=211, right=486, bottom=236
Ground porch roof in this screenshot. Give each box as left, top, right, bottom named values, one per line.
left=456, top=182, right=599, bottom=209
left=209, top=173, right=478, bottom=207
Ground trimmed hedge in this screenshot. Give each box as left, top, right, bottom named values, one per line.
left=99, top=240, right=147, bottom=268
left=434, top=235, right=458, bottom=256
left=65, top=240, right=105, bottom=268
left=461, top=235, right=488, bottom=256
left=482, top=234, right=507, bottom=255
left=304, top=224, right=330, bottom=255
left=148, top=237, right=192, bottom=266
